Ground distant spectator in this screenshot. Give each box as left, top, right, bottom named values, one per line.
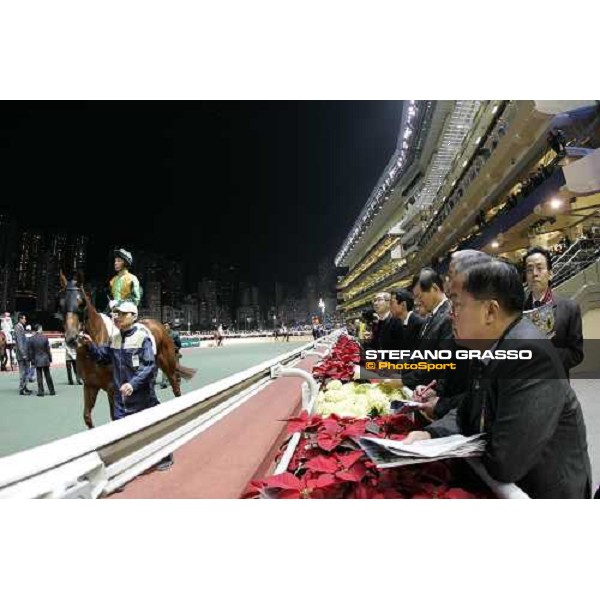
left=524, top=247, right=583, bottom=378
left=65, top=342, right=83, bottom=385
left=27, top=325, right=56, bottom=397
left=14, top=313, right=32, bottom=395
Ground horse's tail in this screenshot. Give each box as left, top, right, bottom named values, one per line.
left=176, top=364, right=197, bottom=381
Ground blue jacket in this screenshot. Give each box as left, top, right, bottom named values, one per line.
left=87, top=324, right=159, bottom=419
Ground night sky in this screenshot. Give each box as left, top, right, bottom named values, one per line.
left=0, top=101, right=402, bottom=288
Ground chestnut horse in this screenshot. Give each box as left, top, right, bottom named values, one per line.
left=59, top=273, right=196, bottom=428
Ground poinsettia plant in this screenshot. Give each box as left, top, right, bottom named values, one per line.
left=312, top=335, right=361, bottom=383
left=243, top=411, right=493, bottom=499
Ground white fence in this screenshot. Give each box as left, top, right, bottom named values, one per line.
left=0, top=336, right=339, bottom=499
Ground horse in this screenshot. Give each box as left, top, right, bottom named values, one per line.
left=59, top=272, right=196, bottom=428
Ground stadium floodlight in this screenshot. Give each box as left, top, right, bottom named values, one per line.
left=549, top=198, right=563, bottom=210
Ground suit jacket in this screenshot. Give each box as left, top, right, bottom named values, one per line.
left=431, top=338, right=472, bottom=418
left=402, top=299, right=454, bottom=389
left=524, top=292, right=583, bottom=378
left=426, top=318, right=591, bottom=499
left=14, top=323, right=28, bottom=360
left=403, top=311, right=426, bottom=352
left=27, top=333, right=52, bottom=368
left=418, top=299, right=453, bottom=344
left=369, top=314, right=405, bottom=351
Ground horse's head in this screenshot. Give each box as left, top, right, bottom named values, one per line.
left=58, top=271, right=87, bottom=347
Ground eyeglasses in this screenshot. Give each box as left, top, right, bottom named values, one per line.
left=525, top=265, right=548, bottom=274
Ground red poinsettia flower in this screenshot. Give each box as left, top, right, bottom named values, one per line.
left=347, top=482, right=386, bottom=499
left=285, top=411, right=323, bottom=434
left=241, top=479, right=269, bottom=499
left=312, top=337, right=361, bottom=383
left=304, top=455, right=339, bottom=474
left=262, top=472, right=339, bottom=499
left=336, top=461, right=368, bottom=483
left=339, top=420, right=368, bottom=439
left=440, top=488, right=478, bottom=499
left=337, top=450, right=364, bottom=470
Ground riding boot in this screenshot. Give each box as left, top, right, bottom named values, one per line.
left=156, top=453, right=174, bottom=471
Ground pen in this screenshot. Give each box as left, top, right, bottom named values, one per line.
left=415, top=379, right=437, bottom=401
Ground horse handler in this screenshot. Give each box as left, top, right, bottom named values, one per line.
left=80, top=301, right=173, bottom=471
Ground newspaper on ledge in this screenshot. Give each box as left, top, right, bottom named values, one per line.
left=355, top=434, right=486, bottom=469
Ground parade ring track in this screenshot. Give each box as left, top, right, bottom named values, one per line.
left=0, top=341, right=308, bottom=460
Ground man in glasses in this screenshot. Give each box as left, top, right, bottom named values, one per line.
left=365, top=292, right=403, bottom=351
left=523, top=246, right=583, bottom=378
left=403, top=259, right=591, bottom=498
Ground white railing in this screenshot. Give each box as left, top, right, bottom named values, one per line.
left=0, top=335, right=342, bottom=499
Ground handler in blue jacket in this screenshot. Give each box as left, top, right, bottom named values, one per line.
left=81, top=301, right=173, bottom=471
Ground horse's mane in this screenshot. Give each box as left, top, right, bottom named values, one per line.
left=82, top=290, right=110, bottom=345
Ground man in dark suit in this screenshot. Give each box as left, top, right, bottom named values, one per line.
left=389, top=288, right=425, bottom=351
left=27, top=325, right=56, bottom=397
left=401, top=268, right=453, bottom=391
left=367, top=292, right=404, bottom=351
left=404, top=260, right=591, bottom=498
left=412, top=269, right=453, bottom=344
left=14, top=313, right=32, bottom=396
left=418, top=250, right=493, bottom=418
left=523, top=246, right=583, bottom=378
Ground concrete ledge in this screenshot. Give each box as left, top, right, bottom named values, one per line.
left=108, top=356, right=318, bottom=499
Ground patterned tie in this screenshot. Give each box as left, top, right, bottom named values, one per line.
left=420, top=314, right=433, bottom=338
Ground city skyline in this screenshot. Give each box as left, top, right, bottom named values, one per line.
left=0, top=101, right=402, bottom=289
left=0, top=213, right=337, bottom=328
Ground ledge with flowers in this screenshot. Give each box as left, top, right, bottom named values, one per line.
left=244, top=334, right=520, bottom=499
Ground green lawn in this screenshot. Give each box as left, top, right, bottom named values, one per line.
left=0, top=341, right=305, bottom=458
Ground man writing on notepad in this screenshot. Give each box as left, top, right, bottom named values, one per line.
left=403, top=259, right=591, bottom=498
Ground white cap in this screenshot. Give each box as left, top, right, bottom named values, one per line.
left=114, top=301, right=138, bottom=316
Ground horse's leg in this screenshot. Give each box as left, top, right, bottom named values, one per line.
left=83, top=385, right=99, bottom=429
left=167, top=368, right=182, bottom=397
left=158, top=350, right=182, bottom=397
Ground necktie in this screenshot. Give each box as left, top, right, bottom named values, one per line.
left=420, top=314, right=433, bottom=338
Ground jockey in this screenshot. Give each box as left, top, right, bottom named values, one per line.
left=109, top=248, right=141, bottom=310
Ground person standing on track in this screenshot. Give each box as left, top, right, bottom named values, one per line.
left=216, top=323, right=224, bottom=347
left=14, top=313, right=33, bottom=395
left=81, top=301, right=173, bottom=471
left=65, top=341, right=83, bottom=385
left=1, top=312, right=16, bottom=370
left=27, top=325, right=56, bottom=397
